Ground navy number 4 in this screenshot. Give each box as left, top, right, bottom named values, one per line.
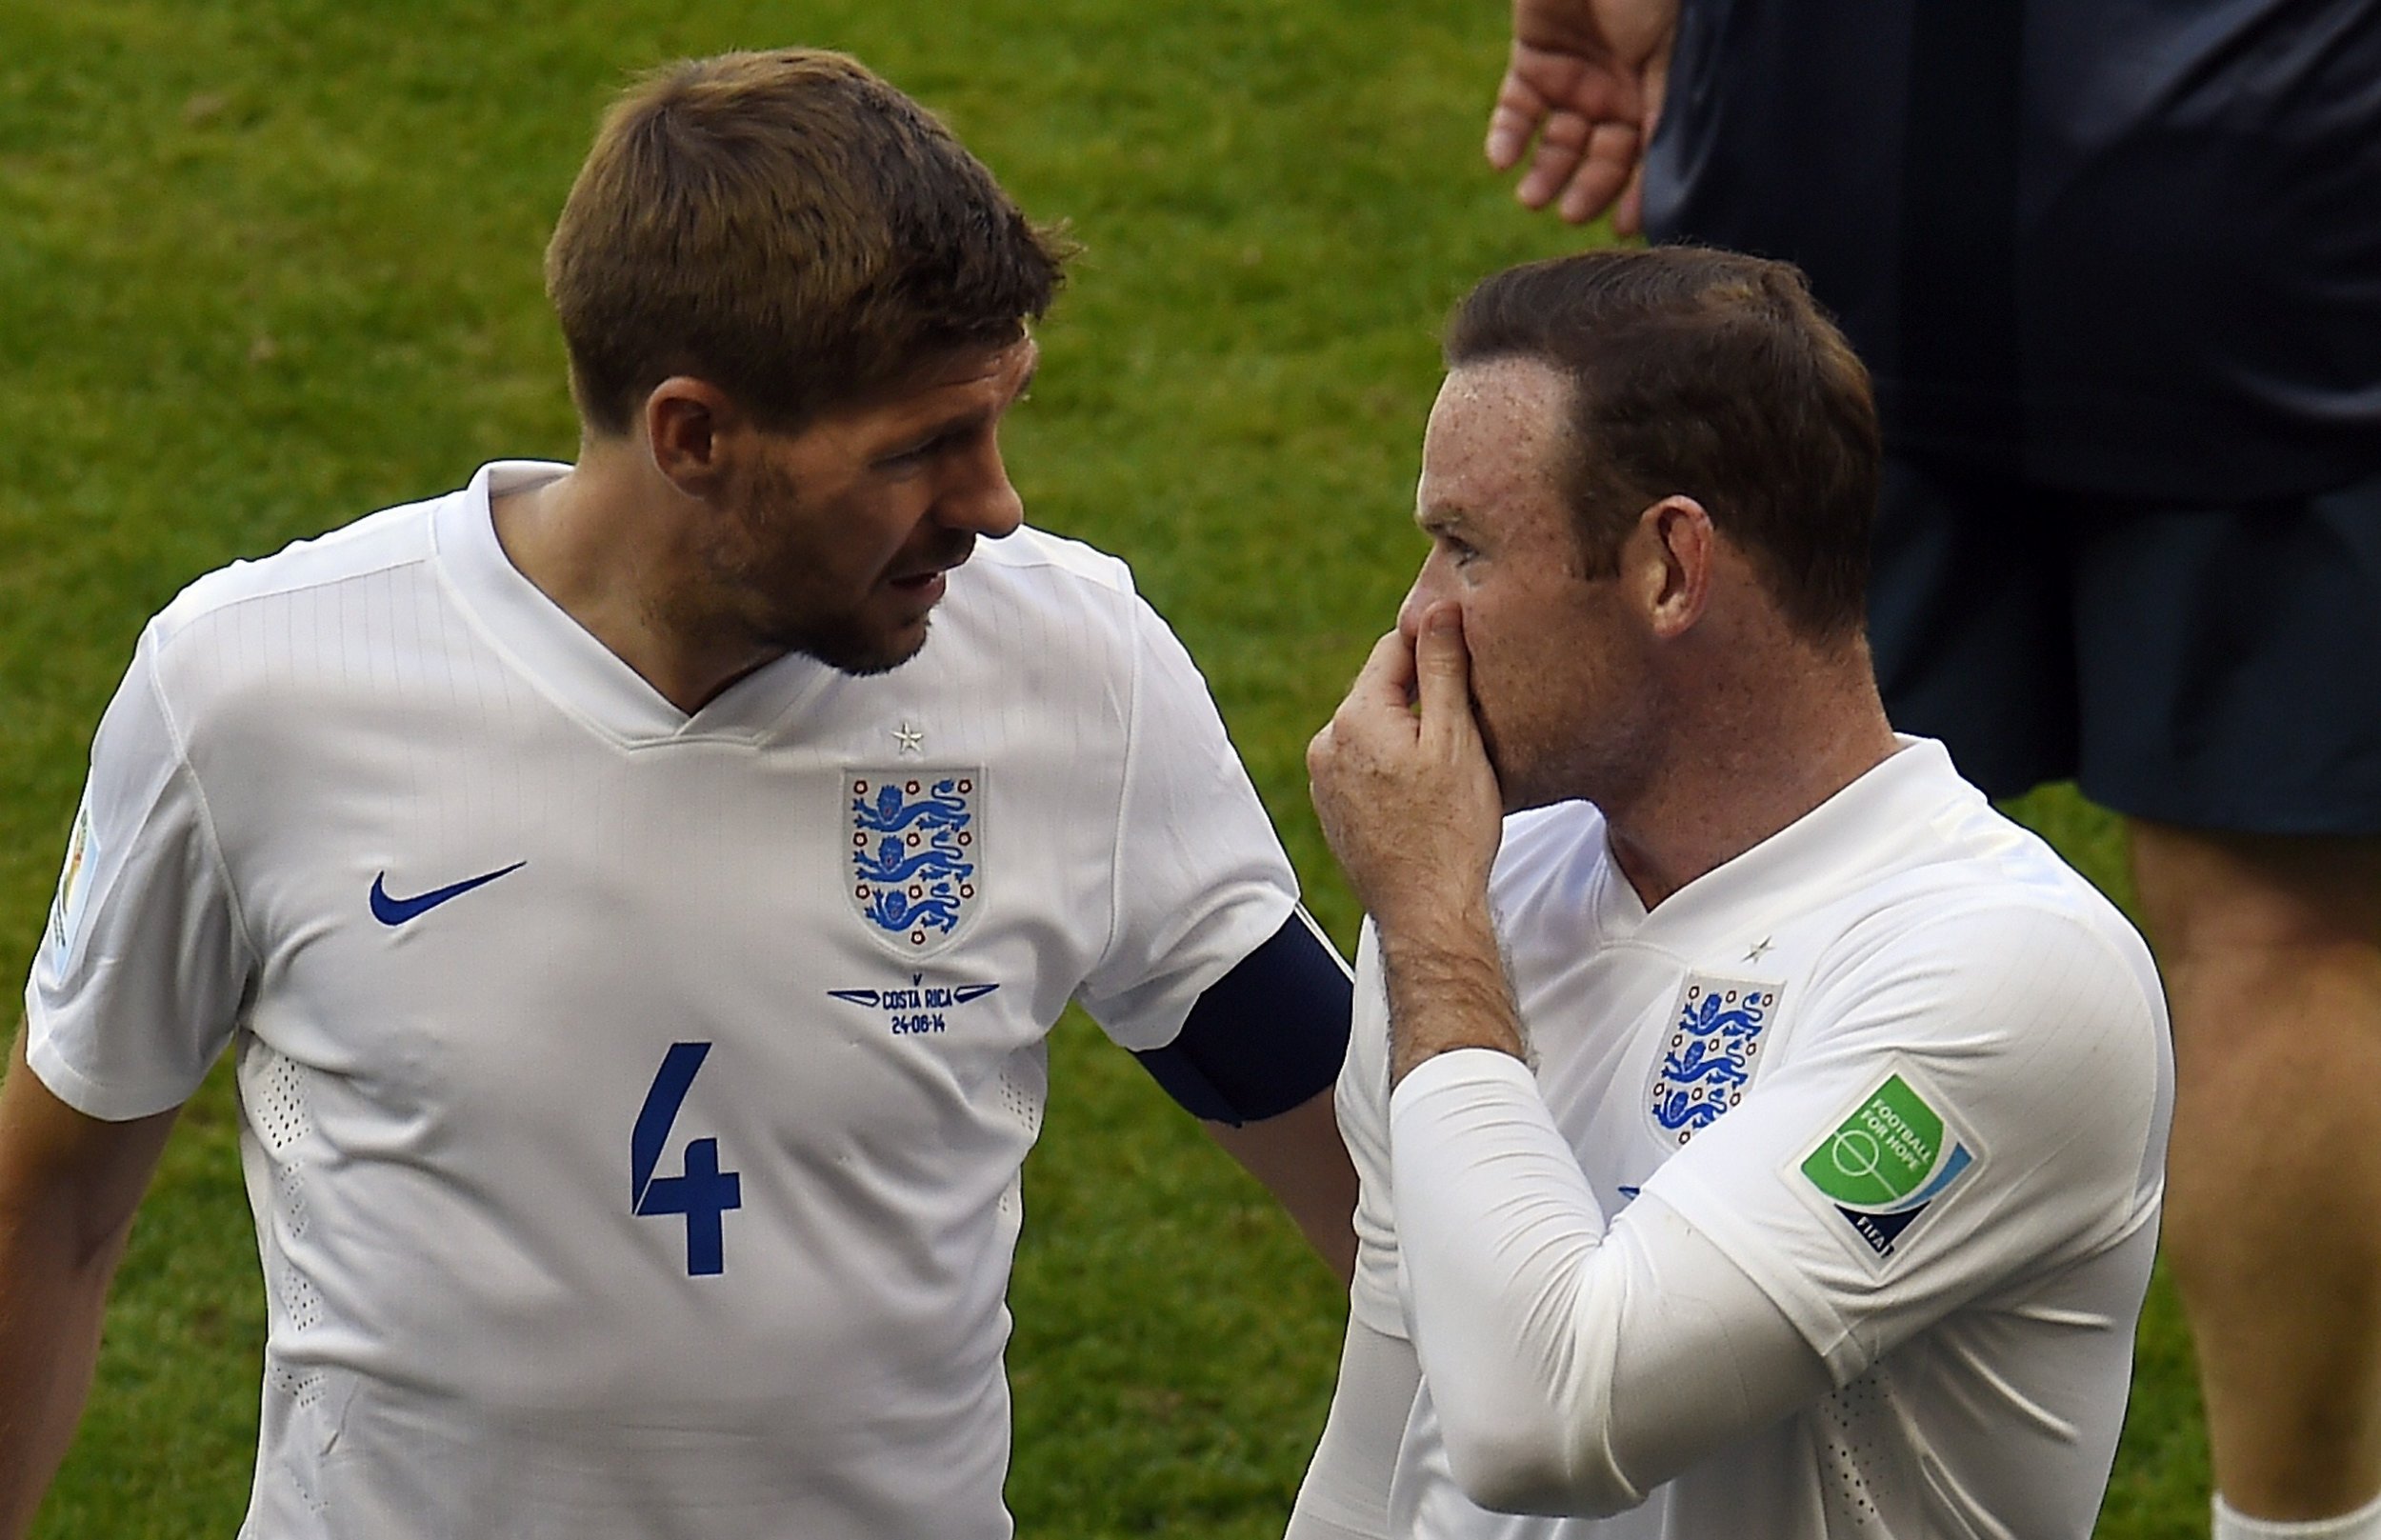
left=631, top=1042, right=743, bottom=1276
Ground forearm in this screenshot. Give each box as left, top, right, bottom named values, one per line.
left=1208, top=1087, right=1359, bottom=1285
left=1390, top=1054, right=1829, bottom=1516
left=0, top=1190, right=132, bottom=1538
left=1375, top=898, right=1524, bottom=1086
left=1391, top=1051, right=1632, bottom=1513
left=0, top=1030, right=175, bottom=1539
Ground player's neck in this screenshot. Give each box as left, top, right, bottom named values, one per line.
left=1605, top=638, right=1900, bottom=910
left=489, top=450, right=781, bottom=716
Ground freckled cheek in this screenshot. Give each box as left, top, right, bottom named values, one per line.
left=1471, top=619, right=1571, bottom=741
left=1456, top=617, right=1511, bottom=712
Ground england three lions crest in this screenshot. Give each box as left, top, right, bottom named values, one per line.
left=1648, top=975, right=1782, bottom=1145
left=847, top=770, right=983, bottom=957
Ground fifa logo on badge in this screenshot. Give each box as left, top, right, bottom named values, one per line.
left=846, top=770, right=982, bottom=957
left=1649, top=975, right=1779, bottom=1144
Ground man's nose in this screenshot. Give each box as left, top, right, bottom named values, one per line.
left=938, top=436, right=1025, bottom=539
left=1396, top=553, right=1450, bottom=641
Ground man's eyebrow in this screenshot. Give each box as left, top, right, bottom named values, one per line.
left=872, top=415, right=970, bottom=466
left=892, top=398, right=1007, bottom=454
left=1415, top=504, right=1472, bottom=535
left=934, top=352, right=1039, bottom=430
left=876, top=350, right=1040, bottom=461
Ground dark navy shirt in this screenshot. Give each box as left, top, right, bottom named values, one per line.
left=1646, top=0, right=2381, bottom=499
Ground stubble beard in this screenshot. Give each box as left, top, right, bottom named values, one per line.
left=778, top=533, right=974, bottom=677
left=721, top=461, right=952, bottom=678
left=783, top=611, right=933, bottom=677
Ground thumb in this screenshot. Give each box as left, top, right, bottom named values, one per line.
left=1412, top=604, right=1474, bottom=744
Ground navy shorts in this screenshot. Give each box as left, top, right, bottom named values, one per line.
left=1867, top=458, right=2381, bottom=835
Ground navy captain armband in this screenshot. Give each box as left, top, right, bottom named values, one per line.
left=1131, top=908, right=1352, bottom=1126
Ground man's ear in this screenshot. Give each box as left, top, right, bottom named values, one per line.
left=643, top=377, right=741, bottom=496
left=1631, top=495, right=1715, bottom=639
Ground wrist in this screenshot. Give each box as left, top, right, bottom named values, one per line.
left=1366, top=879, right=1495, bottom=953
left=1378, top=912, right=1523, bottom=1084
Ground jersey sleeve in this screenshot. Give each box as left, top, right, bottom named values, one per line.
left=1071, top=596, right=1297, bottom=1050
left=1644, top=900, right=2170, bottom=1382
left=1391, top=1051, right=1836, bottom=1516
left=23, top=625, right=256, bottom=1119
left=1374, top=900, right=2166, bottom=1518
left=1340, top=922, right=1406, bottom=1337
left=1288, top=922, right=1412, bottom=1536
left=1288, top=1313, right=1417, bottom=1540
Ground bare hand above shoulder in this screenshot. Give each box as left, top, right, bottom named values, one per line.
left=1486, top=0, right=1680, bottom=232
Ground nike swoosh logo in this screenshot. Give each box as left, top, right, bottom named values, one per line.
left=370, top=861, right=526, bottom=926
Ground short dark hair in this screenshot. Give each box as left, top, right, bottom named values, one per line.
left=547, top=49, right=1071, bottom=437
left=1445, top=247, right=1880, bottom=640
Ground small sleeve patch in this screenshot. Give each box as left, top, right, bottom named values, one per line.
left=47, top=794, right=95, bottom=970
left=1793, top=1068, right=1979, bottom=1265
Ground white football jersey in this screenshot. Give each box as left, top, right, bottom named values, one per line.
left=25, top=462, right=1299, bottom=1539
left=1337, top=742, right=2172, bottom=1538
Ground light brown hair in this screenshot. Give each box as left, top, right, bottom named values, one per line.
left=547, top=49, right=1070, bottom=437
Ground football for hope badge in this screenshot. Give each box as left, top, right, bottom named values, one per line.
left=1796, top=1066, right=1979, bottom=1264
left=846, top=770, right=983, bottom=958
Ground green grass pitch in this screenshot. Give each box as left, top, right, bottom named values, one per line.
left=0, top=2, right=2205, bottom=1534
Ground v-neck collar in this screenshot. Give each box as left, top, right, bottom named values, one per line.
left=1588, top=737, right=1975, bottom=952
left=431, top=461, right=838, bottom=748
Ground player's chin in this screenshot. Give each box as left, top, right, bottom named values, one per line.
left=835, top=624, right=932, bottom=678
left=783, top=606, right=934, bottom=678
